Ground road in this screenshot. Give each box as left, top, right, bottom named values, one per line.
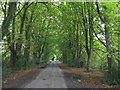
left=23, top=61, right=67, bottom=88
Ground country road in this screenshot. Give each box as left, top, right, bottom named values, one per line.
left=22, top=61, right=67, bottom=88
left=2, top=61, right=106, bottom=89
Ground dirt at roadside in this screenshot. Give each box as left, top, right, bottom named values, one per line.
left=2, top=63, right=48, bottom=88
left=2, top=62, right=118, bottom=89
left=58, top=63, right=117, bottom=88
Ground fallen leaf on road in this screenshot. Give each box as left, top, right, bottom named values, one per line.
left=77, top=79, right=81, bottom=82
left=13, top=77, right=16, bottom=80
left=3, top=80, right=7, bottom=83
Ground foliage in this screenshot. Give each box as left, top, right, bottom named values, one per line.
left=0, top=2, right=119, bottom=85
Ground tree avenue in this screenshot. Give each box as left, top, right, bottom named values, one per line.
left=1, top=2, right=120, bottom=85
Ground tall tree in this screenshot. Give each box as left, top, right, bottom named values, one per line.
left=2, top=2, right=17, bottom=38
left=96, top=2, right=113, bottom=75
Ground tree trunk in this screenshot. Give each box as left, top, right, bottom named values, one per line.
left=118, top=4, right=120, bottom=79
left=24, top=46, right=30, bottom=66
left=87, top=3, right=94, bottom=72
left=10, top=50, right=17, bottom=69
left=83, top=5, right=89, bottom=71
left=24, top=9, right=34, bottom=66
left=33, top=52, right=38, bottom=64
left=2, top=2, right=17, bottom=38
left=105, top=24, right=112, bottom=75
left=83, top=2, right=94, bottom=72
left=16, top=3, right=28, bottom=53
left=7, top=7, right=17, bottom=69
left=95, top=2, right=112, bottom=75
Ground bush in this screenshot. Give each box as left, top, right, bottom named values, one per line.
left=102, top=65, right=120, bottom=85
left=2, top=67, right=12, bottom=79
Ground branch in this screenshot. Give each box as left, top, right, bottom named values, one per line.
left=112, top=54, right=120, bottom=63
left=2, top=2, right=17, bottom=38
left=93, top=29, right=106, bottom=47
left=26, top=2, right=34, bottom=9
left=95, top=1, right=105, bottom=23
left=93, top=48, right=105, bottom=53
left=94, top=50, right=104, bottom=58
left=15, top=2, right=34, bottom=17
left=14, top=4, right=26, bottom=17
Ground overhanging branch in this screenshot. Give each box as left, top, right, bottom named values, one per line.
left=93, top=30, right=106, bottom=47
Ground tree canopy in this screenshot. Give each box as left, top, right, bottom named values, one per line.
left=1, top=1, right=120, bottom=85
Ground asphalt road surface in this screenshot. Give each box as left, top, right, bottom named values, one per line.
left=23, top=61, right=67, bottom=88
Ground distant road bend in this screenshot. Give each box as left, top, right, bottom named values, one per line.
left=23, top=61, right=67, bottom=88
